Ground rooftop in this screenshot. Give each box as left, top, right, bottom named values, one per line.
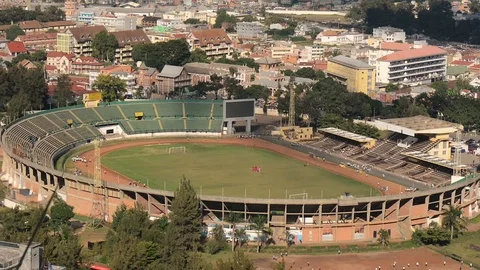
left=320, top=127, right=376, bottom=143
left=375, top=115, right=463, bottom=134
left=402, top=151, right=463, bottom=169
left=111, top=29, right=150, bottom=47
left=377, top=46, right=447, bottom=62
left=447, top=65, right=469, bottom=76
left=329, top=55, right=374, bottom=70
left=450, top=60, right=473, bottom=66
left=68, top=25, right=106, bottom=43
left=157, top=65, right=184, bottom=78
left=190, top=28, right=232, bottom=46
left=379, top=42, right=412, bottom=51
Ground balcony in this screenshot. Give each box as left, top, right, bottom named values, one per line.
left=389, top=67, right=445, bottom=80
left=389, top=64, right=445, bottom=77
left=390, top=56, right=445, bottom=67
left=389, top=60, right=445, bottom=73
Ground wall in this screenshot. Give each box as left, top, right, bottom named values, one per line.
left=97, top=124, right=125, bottom=136
left=326, top=61, right=375, bottom=93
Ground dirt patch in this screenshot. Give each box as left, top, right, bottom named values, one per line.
left=71, top=138, right=405, bottom=196
left=254, top=247, right=460, bottom=270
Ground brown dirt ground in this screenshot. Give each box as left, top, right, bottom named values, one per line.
left=253, top=247, right=462, bottom=270
left=73, top=138, right=405, bottom=196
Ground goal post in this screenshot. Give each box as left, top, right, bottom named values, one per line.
left=289, top=193, right=308, bottom=199
left=168, top=146, right=186, bottom=154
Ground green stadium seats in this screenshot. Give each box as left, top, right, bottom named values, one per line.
left=154, top=102, right=184, bottom=118
left=186, top=119, right=209, bottom=131
left=161, top=119, right=185, bottom=131
left=212, top=104, right=223, bottom=118
left=184, top=103, right=212, bottom=118
left=71, top=108, right=102, bottom=124
left=119, top=103, right=157, bottom=119
left=210, top=119, right=224, bottom=132
left=127, top=120, right=162, bottom=133
left=54, top=111, right=80, bottom=125
left=95, top=106, right=123, bottom=121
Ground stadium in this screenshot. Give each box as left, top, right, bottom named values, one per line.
left=1, top=99, right=479, bottom=244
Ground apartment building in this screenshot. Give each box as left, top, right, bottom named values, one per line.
left=236, top=21, right=265, bottom=39
left=112, top=29, right=150, bottom=63
left=316, top=30, right=365, bottom=45
left=57, top=25, right=106, bottom=55
left=326, top=55, right=376, bottom=93
left=187, top=29, right=232, bottom=57
left=78, top=12, right=95, bottom=24
left=270, top=44, right=295, bottom=59
left=376, top=46, right=447, bottom=85
left=15, top=32, right=57, bottom=50
left=92, top=13, right=137, bottom=32
left=71, top=56, right=104, bottom=75
left=368, top=42, right=413, bottom=67
left=46, top=51, right=75, bottom=74
left=301, top=44, right=325, bottom=61
left=372, top=26, right=406, bottom=43
left=156, top=65, right=191, bottom=94
left=89, top=65, right=136, bottom=92
left=0, top=20, right=77, bottom=35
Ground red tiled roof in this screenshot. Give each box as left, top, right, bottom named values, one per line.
left=45, top=64, right=56, bottom=71
left=112, top=29, right=150, bottom=48
left=0, top=51, right=10, bottom=57
left=190, top=28, right=231, bottom=47
left=18, top=20, right=42, bottom=30
left=450, top=60, right=474, bottom=66
left=172, top=33, right=187, bottom=39
left=42, top=21, right=77, bottom=27
left=47, top=51, right=75, bottom=60
left=379, top=42, right=413, bottom=51
left=16, top=32, right=57, bottom=42
left=377, top=46, right=447, bottom=62
left=462, top=54, right=478, bottom=61
left=7, top=41, right=27, bottom=53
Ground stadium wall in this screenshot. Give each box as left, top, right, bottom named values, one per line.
left=2, top=135, right=479, bottom=244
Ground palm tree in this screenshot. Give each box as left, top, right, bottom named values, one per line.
left=251, top=215, right=269, bottom=253
left=442, top=204, right=468, bottom=240
left=377, top=229, right=390, bottom=247
left=225, top=212, right=242, bottom=251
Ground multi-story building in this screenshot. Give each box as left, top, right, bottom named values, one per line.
left=316, top=30, right=365, bottom=45
left=236, top=22, right=265, bottom=39
left=46, top=51, right=75, bottom=75
left=301, top=44, right=325, bottom=61
left=141, top=16, right=162, bottom=28
left=136, top=62, right=158, bottom=89
left=0, top=241, right=44, bottom=270
left=15, top=32, right=57, bottom=50
left=112, top=29, right=150, bottom=63
left=64, top=0, right=78, bottom=21
left=89, top=65, right=136, bottom=92
left=157, top=19, right=184, bottom=28
left=270, top=43, right=295, bottom=59
left=326, top=55, right=376, bottom=93
left=187, top=29, right=232, bottom=57
left=78, top=12, right=95, bottom=24
left=376, top=46, right=447, bottom=85
left=92, top=13, right=137, bottom=32
left=57, top=25, right=106, bottom=55
left=0, top=20, right=76, bottom=36
left=368, top=42, right=413, bottom=67
left=71, top=56, right=104, bottom=75
left=184, top=62, right=255, bottom=86
left=155, top=65, right=191, bottom=94
left=372, top=26, right=406, bottom=43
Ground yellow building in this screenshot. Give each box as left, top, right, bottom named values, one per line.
left=56, top=33, right=72, bottom=54
left=326, top=55, right=376, bottom=93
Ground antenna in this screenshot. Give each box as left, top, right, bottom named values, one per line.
left=288, top=76, right=296, bottom=127
left=88, top=138, right=108, bottom=227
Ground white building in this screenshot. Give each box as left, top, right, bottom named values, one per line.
left=372, top=26, right=406, bottom=43
left=301, top=44, right=325, bottom=61
left=368, top=42, right=413, bottom=67
left=92, top=14, right=137, bottom=32
left=315, top=30, right=364, bottom=45
left=376, top=46, right=447, bottom=85
left=270, top=43, right=295, bottom=59
left=157, top=19, right=184, bottom=28
left=89, top=71, right=137, bottom=93
left=236, top=21, right=265, bottom=39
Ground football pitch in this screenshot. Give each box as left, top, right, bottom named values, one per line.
left=101, top=144, right=380, bottom=199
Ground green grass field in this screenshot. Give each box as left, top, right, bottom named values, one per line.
left=100, top=144, right=379, bottom=199
left=435, top=230, right=480, bottom=267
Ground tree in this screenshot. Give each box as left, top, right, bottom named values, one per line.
left=184, top=18, right=200, bottom=24
left=30, top=50, right=47, bottom=62
left=49, top=198, right=74, bottom=229
left=205, top=225, right=226, bottom=254
left=377, top=228, right=390, bottom=247
left=225, top=212, right=241, bottom=251
left=54, top=74, right=74, bottom=107
left=442, top=204, right=467, bottom=240
left=214, top=9, right=236, bottom=30
left=167, top=177, right=202, bottom=255
left=216, top=250, right=254, bottom=270
left=92, top=74, right=126, bottom=102
left=295, top=67, right=316, bottom=80
left=188, top=48, right=210, bottom=63
left=92, top=31, right=118, bottom=62
left=242, top=15, right=257, bottom=22
left=385, top=83, right=400, bottom=92
left=7, top=91, right=30, bottom=120
left=6, top=25, right=25, bottom=41
left=42, top=225, right=83, bottom=268
left=251, top=215, right=269, bottom=253
left=412, top=222, right=451, bottom=246
left=132, top=39, right=191, bottom=71
left=0, top=182, right=7, bottom=202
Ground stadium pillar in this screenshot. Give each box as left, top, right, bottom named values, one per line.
left=227, top=121, right=233, bottom=134
left=439, top=192, right=444, bottom=210
left=246, top=120, right=251, bottom=134
left=450, top=190, right=455, bottom=205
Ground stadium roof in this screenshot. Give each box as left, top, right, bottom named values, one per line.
left=374, top=115, right=463, bottom=136
left=402, top=151, right=466, bottom=169
left=319, top=127, right=376, bottom=143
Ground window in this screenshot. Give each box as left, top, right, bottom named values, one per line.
left=442, top=150, right=447, bottom=155
left=433, top=151, right=438, bottom=155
